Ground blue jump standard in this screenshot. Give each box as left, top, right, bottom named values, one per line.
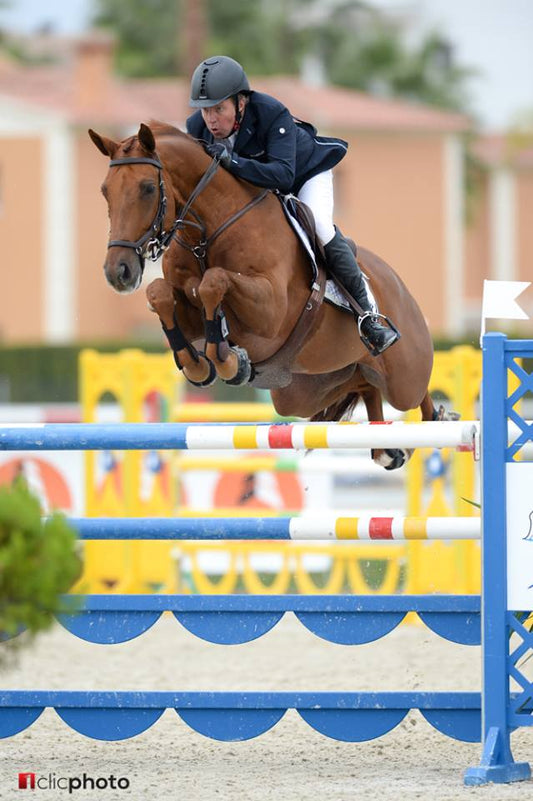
left=464, top=334, right=533, bottom=785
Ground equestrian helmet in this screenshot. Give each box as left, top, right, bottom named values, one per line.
left=190, top=56, right=250, bottom=107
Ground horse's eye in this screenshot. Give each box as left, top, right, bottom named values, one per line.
left=140, top=182, right=156, bottom=196
left=101, top=184, right=108, bottom=198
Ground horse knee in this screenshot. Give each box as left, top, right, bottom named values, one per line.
left=199, top=268, right=231, bottom=313
left=146, top=278, right=175, bottom=325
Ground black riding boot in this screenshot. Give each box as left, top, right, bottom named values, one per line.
left=324, top=229, right=400, bottom=356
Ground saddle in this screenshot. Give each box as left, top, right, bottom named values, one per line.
left=283, top=195, right=328, bottom=268
left=249, top=195, right=363, bottom=390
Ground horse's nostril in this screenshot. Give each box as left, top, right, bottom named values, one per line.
left=118, top=262, right=131, bottom=284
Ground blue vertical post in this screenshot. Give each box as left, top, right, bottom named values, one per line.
left=464, top=333, right=531, bottom=785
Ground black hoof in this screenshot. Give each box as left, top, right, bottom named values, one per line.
left=383, top=449, right=407, bottom=470
left=224, top=347, right=253, bottom=386
left=372, top=448, right=407, bottom=470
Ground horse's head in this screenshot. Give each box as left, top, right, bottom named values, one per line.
left=89, top=123, right=171, bottom=293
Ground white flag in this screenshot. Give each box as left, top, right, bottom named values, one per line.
left=481, top=280, right=530, bottom=343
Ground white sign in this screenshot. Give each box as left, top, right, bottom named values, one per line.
left=506, top=462, right=533, bottom=610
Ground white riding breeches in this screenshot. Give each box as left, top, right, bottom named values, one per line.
left=297, top=170, right=336, bottom=245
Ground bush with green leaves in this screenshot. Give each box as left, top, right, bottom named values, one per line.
left=0, top=479, right=81, bottom=645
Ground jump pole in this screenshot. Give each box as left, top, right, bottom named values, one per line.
left=67, top=515, right=481, bottom=541
left=0, top=421, right=479, bottom=452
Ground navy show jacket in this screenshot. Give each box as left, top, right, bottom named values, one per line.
left=186, top=90, right=348, bottom=195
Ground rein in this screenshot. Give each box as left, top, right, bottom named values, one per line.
left=107, top=151, right=269, bottom=272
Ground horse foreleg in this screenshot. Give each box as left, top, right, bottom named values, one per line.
left=198, top=267, right=268, bottom=385
left=146, top=278, right=216, bottom=387
left=362, top=387, right=412, bottom=471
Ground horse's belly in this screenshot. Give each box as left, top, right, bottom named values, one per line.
left=293, top=308, right=364, bottom=373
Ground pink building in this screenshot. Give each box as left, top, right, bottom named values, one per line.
left=465, top=135, right=533, bottom=333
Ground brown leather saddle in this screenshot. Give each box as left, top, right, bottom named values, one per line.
left=249, top=195, right=359, bottom=389
left=282, top=194, right=363, bottom=313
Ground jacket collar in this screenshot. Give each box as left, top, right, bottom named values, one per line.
left=234, top=101, right=257, bottom=151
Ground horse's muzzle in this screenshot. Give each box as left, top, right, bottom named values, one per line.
left=104, top=250, right=144, bottom=294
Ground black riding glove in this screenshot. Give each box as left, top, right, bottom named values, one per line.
left=205, top=142, right=232, bottom=168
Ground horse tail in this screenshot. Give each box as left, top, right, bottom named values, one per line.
left=310, top=392, right=360, bottom=422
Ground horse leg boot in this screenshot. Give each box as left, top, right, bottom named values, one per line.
left=199, top=268, right=253, bottom=385
left=146, top=278, right=216, bottom=386
left=324, top=229, right=400, bottom=356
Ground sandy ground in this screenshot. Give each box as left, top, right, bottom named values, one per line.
left=0, top=614, right=532, bottom=801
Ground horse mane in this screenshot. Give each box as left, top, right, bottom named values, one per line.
left=147, top=120, right=196, bottom=144
left=147, top=120, right=185, bottom=138
left=119, top=121, right=197, bottom=154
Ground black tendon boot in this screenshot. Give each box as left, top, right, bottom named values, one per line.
left=324, top=229, right=400, bottom=356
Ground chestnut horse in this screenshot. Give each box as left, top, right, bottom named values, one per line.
left=89, top=122, right=444, bottom=470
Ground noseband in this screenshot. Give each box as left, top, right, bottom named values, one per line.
left=106, top=150, right=269, bottom=274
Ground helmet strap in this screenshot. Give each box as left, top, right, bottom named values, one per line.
left=232, top=95, right=242, bottom=132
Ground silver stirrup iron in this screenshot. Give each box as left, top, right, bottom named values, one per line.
left=357, top=311, right=400, bottom=356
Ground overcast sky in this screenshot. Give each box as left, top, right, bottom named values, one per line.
left=1, top=0, right=532, bottom=131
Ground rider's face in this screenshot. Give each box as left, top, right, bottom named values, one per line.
left=201, top=97, right=244, bottom=139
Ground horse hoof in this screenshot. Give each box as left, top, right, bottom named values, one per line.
left=185, top=356, right=217, bottom=388
left=372, top=448, right=408, bottom=471
left=224, top=347, right=253, bottom=386
left=383, top=449, right=407, bottom=470
left=433, top=404, right=461, bottom=422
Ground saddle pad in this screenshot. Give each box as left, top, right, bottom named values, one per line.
left=279, top=194, right=378, bottom=315
left=279, top=195, right=319, bottom=281
left=324, top=278, right=378, bottom=314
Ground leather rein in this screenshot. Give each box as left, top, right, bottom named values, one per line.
left=107, top=152, right=269, bottom=273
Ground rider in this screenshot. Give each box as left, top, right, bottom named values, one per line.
left=186, top=55, right=399, bottom=356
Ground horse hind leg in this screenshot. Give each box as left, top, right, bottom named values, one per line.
left=370, top=392, right=462, bottom=472
left=363, top=387, right=412, bottom=471
left=420, top=392, right=461, bottom=422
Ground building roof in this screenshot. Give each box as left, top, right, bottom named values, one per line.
left=253, top=77, right=469, bottom=133
left=474, top=135, right=533, bottom=169
left=0, top=37, right=470, bottom=135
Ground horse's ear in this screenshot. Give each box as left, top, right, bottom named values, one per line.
left=138, top=123, right=156, bottom=153
left=88, top=129, right=118, bottom=158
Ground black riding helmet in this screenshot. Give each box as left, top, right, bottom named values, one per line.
left=190, top=55, right=250, bottom=108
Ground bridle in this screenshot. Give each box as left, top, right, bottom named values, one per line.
left=107, top=156, right=171, bottom=263
left=106, top=151, right=269, bottom=274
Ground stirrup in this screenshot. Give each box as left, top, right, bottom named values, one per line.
left=358, top=312, right=400, bottom=356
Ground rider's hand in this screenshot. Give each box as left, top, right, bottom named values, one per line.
left=205, top=142, right=232, bottom=168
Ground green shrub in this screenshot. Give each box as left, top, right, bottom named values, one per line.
left=0, top=479, right=81, bottom=648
